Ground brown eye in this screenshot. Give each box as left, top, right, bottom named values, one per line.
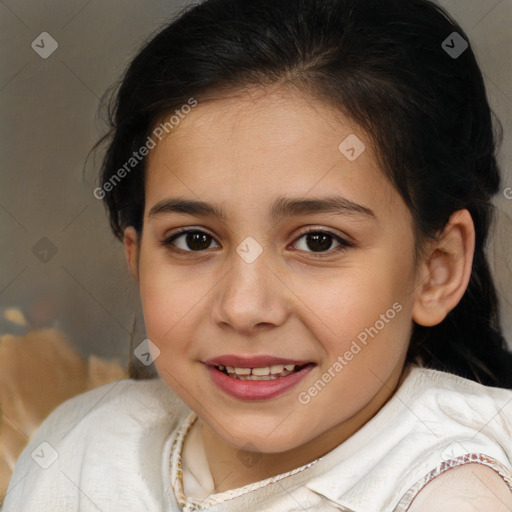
left=162, top=227, right=352, bottom=256
left=293, top=229, right=352, bottom=256
left=164, top=229, right=219, bottom=252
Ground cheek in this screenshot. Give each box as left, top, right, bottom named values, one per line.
left=301, top=254, right=414, bottom=364
left=137, top=250, right=191, bottom=347
left=140, top=290, right=173, bottom=341
left=139, top=274, right=197, bottom=393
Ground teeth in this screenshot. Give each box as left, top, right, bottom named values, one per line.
left=218, top=364, right=301, bottom=380
left=234, top=367, right=251, bottom=375
left=240, top=375, right=282, bottom=380
left=252, top=367, right=270, bottom=376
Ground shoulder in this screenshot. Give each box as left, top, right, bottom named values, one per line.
left=2, top=377, right=190, bottom=511
left=22, top=376, right=189, bottom=451
left=386, top=365, right=512, bottom=462
left=400, top=364, right=512, bottom=402
left=26, top=376, right=186, bottom=439
left=399, top=365, right=512, bottom=458
left=408, top=463, right=512, bottom=512
left=398, top=365, right=512, bottom=431
left=389, top=365, right=512, bottom=511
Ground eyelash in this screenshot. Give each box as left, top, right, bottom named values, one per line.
left=161, top=226, right=353, bottom=258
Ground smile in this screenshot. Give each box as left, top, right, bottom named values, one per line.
left=216, top=364, right=308, bottom=380
left=204, top=357, right=316, bottom=400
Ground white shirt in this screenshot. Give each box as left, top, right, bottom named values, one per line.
left=3, top=364, right=512, bottom=512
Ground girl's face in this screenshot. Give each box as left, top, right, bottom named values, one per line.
left=133, top=87, right=420, bottom=454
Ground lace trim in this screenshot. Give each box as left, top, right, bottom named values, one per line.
left=169, top=411, right=320, bottom=509
left=394, top=453, right=512, bottom=511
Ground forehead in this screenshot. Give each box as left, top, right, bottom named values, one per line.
left=150, top=86, right=358, bottom=155
left=144, top=86, right=401, bottom=219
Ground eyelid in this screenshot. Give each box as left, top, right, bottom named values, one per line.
left=162, top=226, right=220, bottom=251
left=295, top=226, right=354, bottom=245
left=291, top=226, right=353, bottom=258
left=162, top=225, right=354, bottom=256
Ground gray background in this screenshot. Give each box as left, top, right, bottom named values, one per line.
left=1, top=0, right=511, bottom=367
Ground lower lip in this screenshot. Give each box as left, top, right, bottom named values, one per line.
left=206, top=364, right=315, bottom=400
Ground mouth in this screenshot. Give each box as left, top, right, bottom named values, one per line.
left=213, top=363, right=313, bottom=380
left=203, top=355, right=316, bottom=400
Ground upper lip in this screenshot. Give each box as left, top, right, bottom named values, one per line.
left=204, top=355, right=312, bottom=368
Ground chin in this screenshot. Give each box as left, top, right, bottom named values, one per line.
left=215, top=417, right=308, bottom=453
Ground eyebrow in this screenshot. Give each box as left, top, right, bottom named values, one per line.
left=148, top=196, right=376, bottom=222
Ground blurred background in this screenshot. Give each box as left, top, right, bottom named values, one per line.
left=0, top=0, right=511, bottom=500
left=0, top=0, right=197, bottom=367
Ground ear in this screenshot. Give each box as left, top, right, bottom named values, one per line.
left=412, top=209, right=475, bottom=327
left=123, top=226, right=140, bottom=283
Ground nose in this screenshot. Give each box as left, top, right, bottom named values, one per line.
left=211, top=248, right=291, bottom=336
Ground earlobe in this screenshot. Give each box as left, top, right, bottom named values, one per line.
left=412, top=209, right=475, bottom=327
left=123, top=226, right=140, bottom=283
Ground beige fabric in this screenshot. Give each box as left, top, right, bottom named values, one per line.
left=0, top=328, right=125, bottom=504
left=181, top=415, right=216, bottom=499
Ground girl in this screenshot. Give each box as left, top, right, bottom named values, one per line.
left=4, top=0, right=512, bottom=510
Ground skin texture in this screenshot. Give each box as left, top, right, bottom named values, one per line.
left=408, top=463, right=512, bottom=511
left=123, top=85, right=478, bottom=495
